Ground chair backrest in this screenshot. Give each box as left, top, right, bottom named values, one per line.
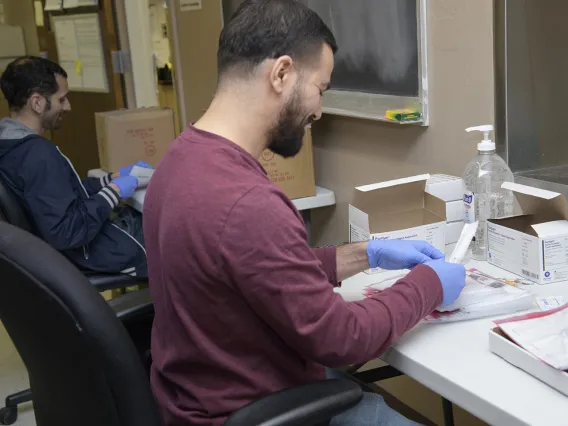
left=0, top=177, right=33, bottom=231
left=0, top=222, right=161, bottom=426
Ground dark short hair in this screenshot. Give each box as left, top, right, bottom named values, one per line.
left=0, top=56, right=68, bottom=111
left=218, top=0, right=337, bottom=79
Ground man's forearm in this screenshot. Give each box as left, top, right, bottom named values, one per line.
left=336, top=242, right=369, bottom=282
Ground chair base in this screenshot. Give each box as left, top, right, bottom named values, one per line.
left=0, top=407, right=17, bottom=425
left=0, top=388, right=32, bottom=425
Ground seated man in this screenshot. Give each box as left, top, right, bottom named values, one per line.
left=143, top=1, right=466, bottom=425
left=0, top=56, right=149, bottom=278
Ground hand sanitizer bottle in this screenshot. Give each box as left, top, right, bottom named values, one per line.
left=462, top=125, right=514, bottom=260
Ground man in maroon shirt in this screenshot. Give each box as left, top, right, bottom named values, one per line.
left=143, top=1, right=466, bottom=425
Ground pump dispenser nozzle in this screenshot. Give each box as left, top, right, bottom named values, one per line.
left=466, top=125, right=495, bottom=151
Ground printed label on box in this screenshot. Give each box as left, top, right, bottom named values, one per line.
left=487, top=224, right=540, bottom=281
left=349, top=223, right=370, bottom=243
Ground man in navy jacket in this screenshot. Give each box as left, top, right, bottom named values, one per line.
left=0, top=56, right=148, bottom=277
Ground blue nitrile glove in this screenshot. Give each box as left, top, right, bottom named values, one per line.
left=424, top=259, right=466, bottom=307
left=120, top=160, right=153, bottom=177
left=367, top=240, right=445, bottom=270
left=111, top=176, right=139, bottom=199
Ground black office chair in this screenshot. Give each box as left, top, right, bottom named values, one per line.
left=0, top=178, right=154, bottom=424
left=0, top=222, right=363, bottom=426
left=0, top=178, right=145, bottom=291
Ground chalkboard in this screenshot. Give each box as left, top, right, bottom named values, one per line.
left=303, top=0, right=419, bottom=97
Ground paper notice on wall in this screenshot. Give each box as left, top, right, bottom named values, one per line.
left=180, top=0, right=202, bottom=12
left=63, top=0, right=99, bottom=8
left=44, top=0, right=63, bottom=11
left=53, top=13, right=108, bottom=92
left=34, top=1, right=45, bottom=27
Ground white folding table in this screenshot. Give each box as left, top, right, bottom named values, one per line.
left=337, top=261, right=568, bottom=426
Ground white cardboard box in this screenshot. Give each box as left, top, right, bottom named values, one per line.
left=489, top=327, right=568, bottom=397
left=349, top=174, right=446, bottom=274
left=445, top=242, right=457, bottom=257
left=446, top=200, right=465, bottom=223
left=425, top=174, right=464, bottom=202
left=446, top=221, right=465, bottom=245
left=487, top=182, right=568, bottom=284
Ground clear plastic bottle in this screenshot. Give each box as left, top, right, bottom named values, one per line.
left=462, top=125, right=514, bottom=260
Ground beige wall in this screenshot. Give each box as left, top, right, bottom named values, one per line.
left=1, top=0, right=39, bottom=56
left=167, top=0, right=223, bottom=126
left=0, top=0, right=41, bottom=118
left=311, top=0, right=495, bottom=247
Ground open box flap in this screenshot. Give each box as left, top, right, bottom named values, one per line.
left=352, top=174, right=430, bottom=216
left=502, top=182, right=568, bottom=217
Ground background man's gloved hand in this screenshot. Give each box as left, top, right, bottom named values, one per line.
left=119, top=160, right=153, bottom=177
left=367, top=240, right=445, bottom=270
left=110, top=176, right=139, bottom=199
left=424, top=260, right=466, bottom=307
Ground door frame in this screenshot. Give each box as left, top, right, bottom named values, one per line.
left=114, top=0, right=158, bottom=108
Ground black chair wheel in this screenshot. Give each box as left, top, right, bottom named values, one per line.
left=0, top=406, right=17, bottom=425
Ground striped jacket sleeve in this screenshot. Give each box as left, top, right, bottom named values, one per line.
left=20, top=142, right=119, bottom=251
left=81, top=173, right=114, bottom=196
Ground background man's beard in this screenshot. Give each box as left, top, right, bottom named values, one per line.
left=267, top=93, right=308, bottom=159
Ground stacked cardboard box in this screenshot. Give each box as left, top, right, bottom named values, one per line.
left=425, top=174, right=465, bottom=254
left=95, top=107, right=176, bottom=172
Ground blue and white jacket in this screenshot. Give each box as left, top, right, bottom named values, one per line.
left=0, top=117, right=146, bottom=277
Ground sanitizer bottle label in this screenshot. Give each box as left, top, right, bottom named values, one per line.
left=464, top=191, right=476, bottom=223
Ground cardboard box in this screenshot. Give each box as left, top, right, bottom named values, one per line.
left=349, top=174, right=446, bottom=274
left=446, top=200, right=465, bottom=223
left=489, top=327, right=568, bottom=397
left=425, top=174, right=465, bottom=202
left=95, top=107, right=176, bottom=172
left=487, top=182, right=568, bottom=284
left=260, top=128, right=315, bottom=200
left=446, top=221, right=465, bottom=244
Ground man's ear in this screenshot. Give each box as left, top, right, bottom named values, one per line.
left=269, top=55, right=295, bottom=95
left=29, top=93, right=46, bottom=114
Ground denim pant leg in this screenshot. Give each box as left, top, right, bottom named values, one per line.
left=326, top=369, right=422, bottom=426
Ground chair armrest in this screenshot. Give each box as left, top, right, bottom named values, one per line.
left=224, top=379, right=363, bottom=426
left=85, top=272, right=144, bottom=292
left=106, top=288, right=153, bottom=322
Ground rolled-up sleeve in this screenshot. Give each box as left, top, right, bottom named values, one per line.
left=312, top=246, right=338, bottom=286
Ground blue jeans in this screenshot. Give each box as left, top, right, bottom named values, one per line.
left=327, top=369, right=422, bottom=426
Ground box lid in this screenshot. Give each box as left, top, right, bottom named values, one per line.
left=502, top=182, right=568, bottom=219
left=351, top=174, right=446, bottom=232
left=353, top=174, right=431, bottom=215
left=489, top=327, right=568, bottom=397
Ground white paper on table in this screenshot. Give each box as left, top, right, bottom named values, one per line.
left=496, top=305, right=568, bottom=370
left=537, top=296, right=565, bottom=311
left=426, top=268, right=535, bottom=322
left=130, top=165, right=154, bottom=188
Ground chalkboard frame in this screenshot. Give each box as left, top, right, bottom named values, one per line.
left=318, top=0, right=429, bottom=125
